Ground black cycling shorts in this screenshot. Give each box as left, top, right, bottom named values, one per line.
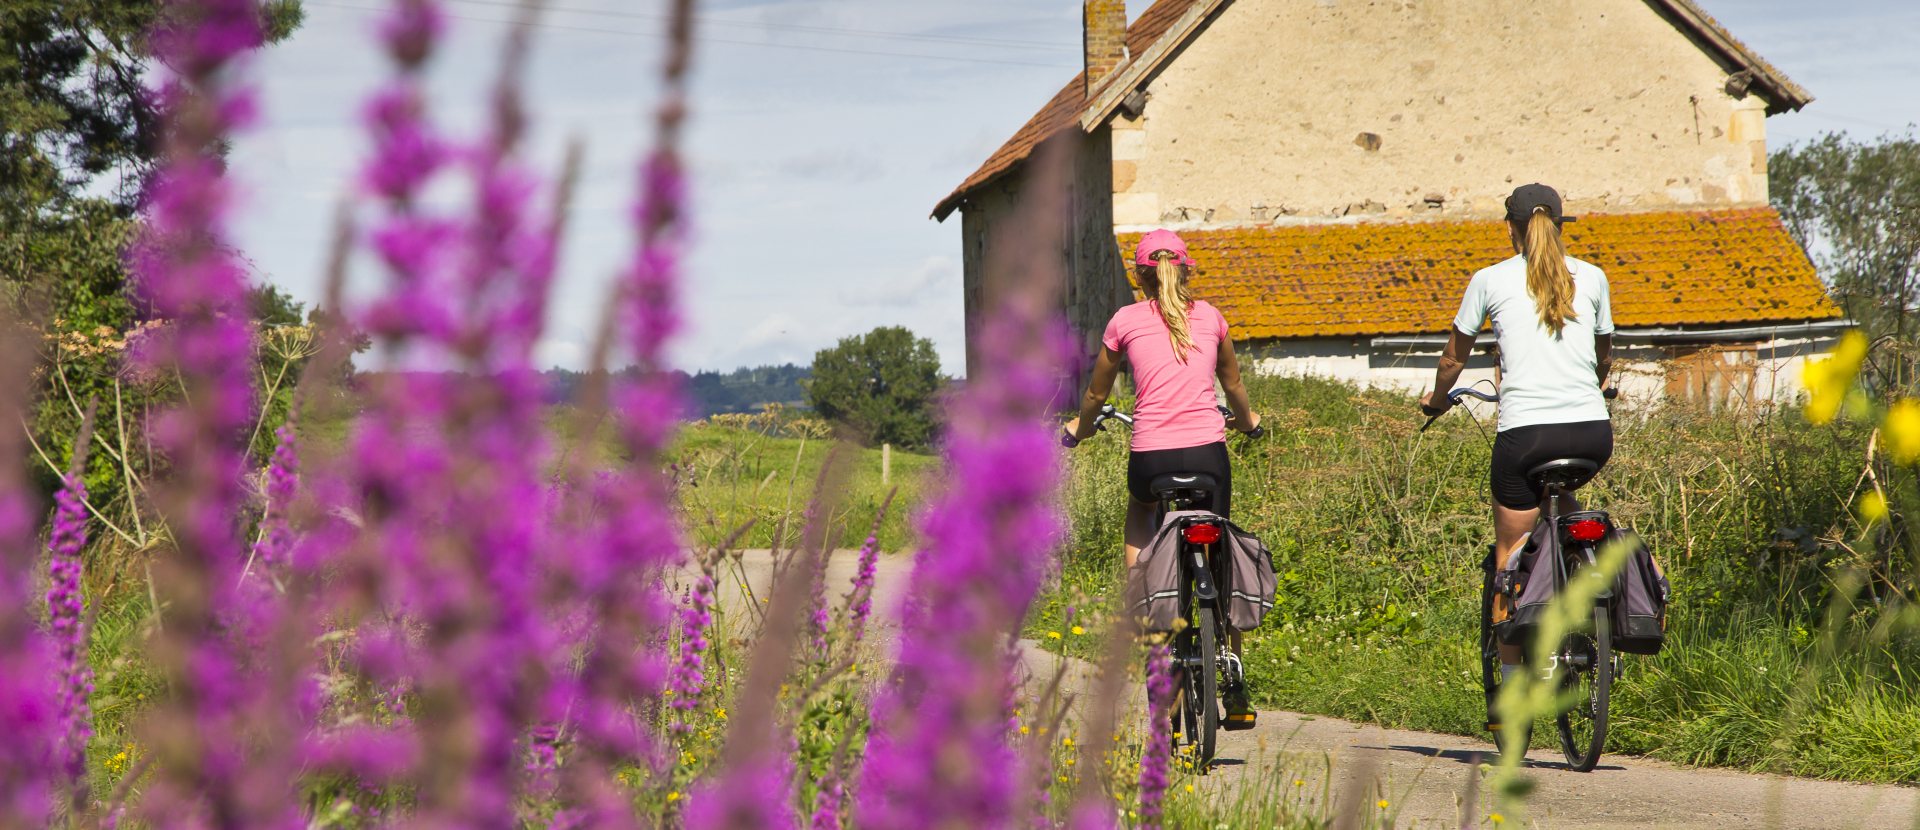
left=1127, top=441, right=1231, bottom=518
left=1491, top=420, right=1613, bottom=510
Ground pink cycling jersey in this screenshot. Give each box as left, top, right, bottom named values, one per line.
left=1102, top=299, right=1228, bottom=452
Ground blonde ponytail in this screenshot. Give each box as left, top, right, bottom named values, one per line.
left=1142, top=253, right=1197, bottom=361
left=1524, top=210, right=1577, bottom=335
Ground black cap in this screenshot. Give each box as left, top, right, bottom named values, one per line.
left=1505, top=183, right=1577, bottom=225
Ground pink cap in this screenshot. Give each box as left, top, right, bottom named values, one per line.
left=1134, top=229, right=1195, bottom=267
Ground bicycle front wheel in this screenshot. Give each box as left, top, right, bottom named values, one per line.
left=1556, top=605, right=1612, bottom=772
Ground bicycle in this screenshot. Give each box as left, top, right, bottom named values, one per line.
left=1066, top=404, right=1263, bottom=771
left=1423, top=386, right=1618, bottom=771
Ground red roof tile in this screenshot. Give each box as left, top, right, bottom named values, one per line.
left=1117, top=208, right=1840, bottom=340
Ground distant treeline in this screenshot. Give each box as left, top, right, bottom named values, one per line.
left=539, top=364, right=810, bottom=418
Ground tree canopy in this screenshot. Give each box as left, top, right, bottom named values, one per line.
left=1, top=0, right=304, bottom=328
left=1772, top=131, right=1920, bottom=339
left=808, top=326, right=946, bottom=449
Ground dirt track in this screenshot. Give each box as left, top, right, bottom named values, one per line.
left=703, top=550, right=1919, bottom=828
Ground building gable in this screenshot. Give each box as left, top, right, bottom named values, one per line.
left=935, top=0, right=1810, bottom=221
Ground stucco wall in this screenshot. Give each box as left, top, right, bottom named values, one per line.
left=1114, top=0, right=1775, bottom=228
left=1246, top=333, right=1838, bottom=411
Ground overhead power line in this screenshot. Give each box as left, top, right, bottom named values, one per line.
left=306, top=1, right=1078, bottom=70
left=442, top=0, right=1077, bottom=53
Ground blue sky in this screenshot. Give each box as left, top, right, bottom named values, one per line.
left=227, top=0, right=1920, bottom=375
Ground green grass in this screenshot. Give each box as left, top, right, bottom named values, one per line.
left=1042, top=372, right=1920, bottom=783
left=670, top=422, right=932, bottom=552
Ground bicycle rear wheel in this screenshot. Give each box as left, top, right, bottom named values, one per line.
left=1182, top=606, right=1218, bottom=770
left=1556, top=605, right=1612, bottom=771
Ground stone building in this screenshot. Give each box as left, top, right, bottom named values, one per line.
left=935, top=0, right=1846, bottom=407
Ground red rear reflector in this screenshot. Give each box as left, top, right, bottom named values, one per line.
left=1183, top=523, right=1222, bottom=544
left=1567, top=519, right=1608, bottom=542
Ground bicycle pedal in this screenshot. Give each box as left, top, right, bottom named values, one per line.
left=1222, top=713, right=1257, bottom=731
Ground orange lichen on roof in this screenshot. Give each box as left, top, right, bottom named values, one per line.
left=1118, top=208, right=1839, bottom=340
left=931, top=0, right=1201, bottom=220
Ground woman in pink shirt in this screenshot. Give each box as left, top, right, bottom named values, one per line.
left=1065, top=229, right=1261, bottom=549
left=1064, top=228, right=1262, bottom=723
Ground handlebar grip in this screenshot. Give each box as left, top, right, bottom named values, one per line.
left=1603, top=387, right=1619, bottom=400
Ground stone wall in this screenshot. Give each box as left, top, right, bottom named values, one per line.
left=1113, top=0, right=1777, bottom=229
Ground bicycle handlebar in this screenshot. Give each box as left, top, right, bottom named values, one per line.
left=1420, top=386, right=1619, bottom=433
left=1061, top=404, right=1262, bottom=447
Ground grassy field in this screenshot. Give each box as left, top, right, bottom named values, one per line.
left=1036, top=372, right=1920, bottom=784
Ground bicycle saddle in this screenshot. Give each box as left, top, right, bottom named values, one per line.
left=1149, top=472, right=1218, bottom=501
left=1526, top=458, right=1600, bottom=492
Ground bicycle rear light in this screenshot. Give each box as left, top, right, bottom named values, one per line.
left=1566, top=519, right=1608, bottom=543
left=1182, top=523, right=1222, bottom=545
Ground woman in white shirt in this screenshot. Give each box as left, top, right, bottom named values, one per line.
left=1419, top=183, right=1615, bottom=725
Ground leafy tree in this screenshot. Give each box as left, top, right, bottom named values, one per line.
left=1772, top=131, right=1920, bottom=340
left=1, top=0, right=305, bottom=328
left=808, top=327, right=945, bottom=448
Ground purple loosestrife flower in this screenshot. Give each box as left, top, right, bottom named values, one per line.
left=855, top=146, right=1075, bottom=829
left=842, top=491, right=895, bottom=649
left=47, top=468, right=94, bottom=797
left=249, top=422, right=298, bottom=576
left=1138, top=642, right=1174, bottom=830
left=809, top=776, right=845, bottom=830
left=129, top=2, right=314, bottom=826
left=0, top=326, right=57, bottom=826
left=668, top=572, right=715, bottom=735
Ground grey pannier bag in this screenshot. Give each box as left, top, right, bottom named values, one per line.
left=1609, top=529, right=1670, bottom=655
left=1221, top=519, right=1277, bottom=631
left=1124, top=511, right=1277, bottom=633
left=1125, top=510, right=1205, bottom=633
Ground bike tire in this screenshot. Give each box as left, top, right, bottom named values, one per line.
left=1556, top=605, right=1612, bottom=772
left=1189, top=606, right=1219, bottom=770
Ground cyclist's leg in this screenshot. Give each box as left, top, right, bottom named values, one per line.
left=1492, top=505, right=1538, bottom=667
left=1490, top=427, right=1548, bottom=669
left=1124, top=498, right=1156, bottom=569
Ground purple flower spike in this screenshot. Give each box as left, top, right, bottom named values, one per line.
left=855, top=146, right=1076, bottom=828
left=249, top=422, right=298, bottom=575
left=47, top=468, right=94, bottom=795
left=1139, top=642, right=1174, bottom=830
left=0, top=332, right=56, bottom=826
left=668, top=572, right=716, bottom=735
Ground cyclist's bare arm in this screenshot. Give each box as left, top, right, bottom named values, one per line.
left=1068, top=346, right=1124, bottom=441
left=1596, top=333, right=1614, bottom=389
left=1216, top=336, right=1260, bottom=432
left=1422, top=329, right=1476, bottom=413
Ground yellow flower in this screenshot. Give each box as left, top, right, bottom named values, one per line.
left=715, top=708, right=728, bottom=720
left=1377, top=799, right=1390, bottom=809
left=1490, top=814, right=1506, bottom=825
left=1184, top=784, right=1194, bottom=794
left=667, top=791, right=681, bottom=803
left=1070, top=626, right=1085, bottom=636
left=1862, top=490, right=1890, bottom=524
left=1019, top=725, right=1030, bottom=735
left=1058, top=775, right=1069, bottom=783
left=1804, top=331, right=1869, bottom=425
left=1887, top=399, right=1920, bottom=464
left=1293, top=779, right=1304, bottom=787
left=1047, top=631, right=1062, bottom=640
